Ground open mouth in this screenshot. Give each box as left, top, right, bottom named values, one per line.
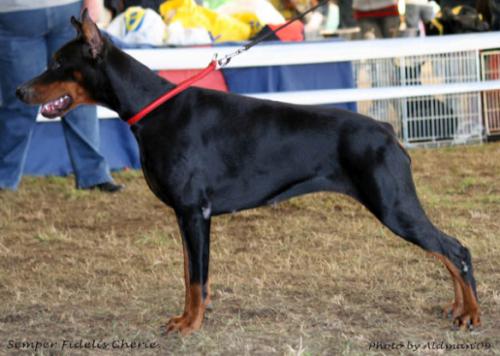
left=40, top=95, right=73, bottom=118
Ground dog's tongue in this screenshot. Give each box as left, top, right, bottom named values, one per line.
left=41, top=95, right=72, bottom=118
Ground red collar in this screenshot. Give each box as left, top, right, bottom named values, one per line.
left=126, top=60, right=218, bottom=125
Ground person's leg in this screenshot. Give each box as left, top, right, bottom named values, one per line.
left=358, top=17, right=383, bottom=39
left=406, top=4, right=434, bottom=36
left=46, top=2, right=116, bottom=189
left=405, top=4, right=420, bottom=29
left=420, top=4, right=435, bottom=23
left=490, top=0, right=500, bottom=30
left=61, top=106, right=113, bottom=188
left=381, top=15, right=401, bottom=38
left=338, top=0, right=356, bottom=28
left=0, top=10, right=48, bottom=190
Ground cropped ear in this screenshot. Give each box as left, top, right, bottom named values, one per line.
left=80, top=8, right=104, bottom=59
left=71, top=16, right=83, bottom=37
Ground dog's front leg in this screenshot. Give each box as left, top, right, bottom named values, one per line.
left=166, top=208, right=211, bottom=335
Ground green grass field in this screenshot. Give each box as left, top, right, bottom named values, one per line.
left=0, top=143, right=499, bottom=355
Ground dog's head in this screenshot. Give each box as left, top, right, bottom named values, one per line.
left=16, top=9, right=106, bottom=118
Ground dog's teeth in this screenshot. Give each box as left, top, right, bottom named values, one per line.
left=54, top=97, right=66, bottom=108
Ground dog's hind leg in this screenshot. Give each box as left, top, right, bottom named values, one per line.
left=343, top=140, right=480, bottom=329
left=440, top=267, right=465, bottom=320
left=166, top=208, right=211, bottom=335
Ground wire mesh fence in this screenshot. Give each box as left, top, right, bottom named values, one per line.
left=356, top=93, right=482, bottom=146
left=352, top=51, right=485, bottom=145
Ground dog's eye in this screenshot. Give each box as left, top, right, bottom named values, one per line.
left=50, top=60, right=61, bottom=70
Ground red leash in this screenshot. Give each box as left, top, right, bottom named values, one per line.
left=126, top=0, right=329, bottom=126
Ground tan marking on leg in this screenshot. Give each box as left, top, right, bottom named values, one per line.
left=166, top=284, right=206, bottom=336
left=166, top=243, right=206, bottom=335
left=439, top=261, right=465, bottom=319
left=186, top=283, right=205, bottom=325
left=430, top=252, right=480, bottom=328
left=204, top=277, right=212, bottom=309
left=168, top=243, right=191, bottom=325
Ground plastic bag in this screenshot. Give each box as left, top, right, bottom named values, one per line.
left=166, top=21, right=212, bottom=45
left=216, top=0, right=285, bottom=37
left=159, top=0, right=251, bottom=42
left=106, top=6, right=167, bottom=46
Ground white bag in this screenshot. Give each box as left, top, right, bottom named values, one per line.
left=106, top=7, right=167, bottom=46
left=165, top=21, right=212, bottom=45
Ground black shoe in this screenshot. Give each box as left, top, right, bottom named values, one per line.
left=85, top=182, right=124, bottom=193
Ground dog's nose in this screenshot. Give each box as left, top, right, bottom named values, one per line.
left=16, top=86, right=27, bottom=101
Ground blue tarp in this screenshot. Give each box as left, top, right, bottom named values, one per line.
left=222, top=62, right=356, bottom=112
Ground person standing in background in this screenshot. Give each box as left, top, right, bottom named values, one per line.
left=490, top=0, right=500, bottom=29
left=352, top=0, right=400, bottom=38
left=405, top=0, right=435, bottom=36
left=0, top=0, right=123, bottom=192
left=337, top=0, right=357, bottom=28
left=477, top=0, right=500, bottom=30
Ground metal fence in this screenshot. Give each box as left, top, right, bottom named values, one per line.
left=481, top=50, right=500, bottom=135
left=353, top=51, right=484, bottom=146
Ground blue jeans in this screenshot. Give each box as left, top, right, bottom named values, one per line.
left=0, top=1, right=112, bottom=190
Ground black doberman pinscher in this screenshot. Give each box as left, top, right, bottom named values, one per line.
left=16, top=11, right=480, bottom=334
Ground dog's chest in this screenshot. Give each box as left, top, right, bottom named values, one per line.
left=142, top=164, right=168, bottom=202
left=134, top=133, right=177, bottom=207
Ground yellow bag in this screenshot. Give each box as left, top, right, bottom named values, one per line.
left=216, top=0, right=286, bottom=38
left=160, top=0, right=251, bottom=42
left=222, top=11, right=264, bottom=37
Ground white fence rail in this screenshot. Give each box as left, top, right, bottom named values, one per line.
left=37, top=32, right=500, bottom=145
left=127, top=32, right=500, bottom=69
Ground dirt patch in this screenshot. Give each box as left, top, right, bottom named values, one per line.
left=1, top=143, right=499, bottom=355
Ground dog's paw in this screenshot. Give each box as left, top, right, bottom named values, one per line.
left=452, top=309, right=480, bottom=331
left=165, top=314, right=203, bottom=336
left=453, top=315, right=481, bottom=331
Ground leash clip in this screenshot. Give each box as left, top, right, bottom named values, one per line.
left=212, top=54, right=224, bottom=70
left=216, top=56, right=231, bottom=69
left=215, top=48, right=245, bottom=70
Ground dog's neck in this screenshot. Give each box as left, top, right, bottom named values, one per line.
left=98, top=44, right=175, bottom=121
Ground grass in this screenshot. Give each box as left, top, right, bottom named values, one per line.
left=0, top=142, right=499, bottom=355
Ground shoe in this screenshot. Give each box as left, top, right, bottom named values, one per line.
left=85, top=182, right=124, bottom=193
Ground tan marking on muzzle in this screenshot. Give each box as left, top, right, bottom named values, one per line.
left=27, top=78, right=95, bottom=109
